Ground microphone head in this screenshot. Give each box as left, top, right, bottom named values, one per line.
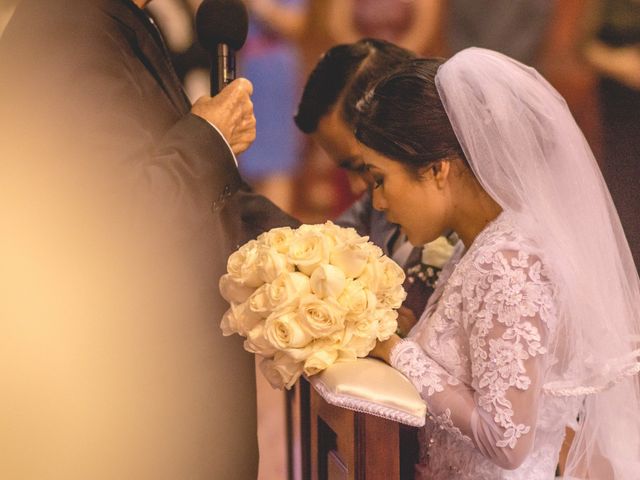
left=196, top=0, right=249, bottom=52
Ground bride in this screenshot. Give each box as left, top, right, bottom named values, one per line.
left=360, top=48, right=640, bottom=479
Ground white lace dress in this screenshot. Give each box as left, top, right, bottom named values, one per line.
left=391, top=212, right=583, bottom=479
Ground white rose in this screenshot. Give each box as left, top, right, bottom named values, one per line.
left=244, top=322, right=277, bottom=357
left=338, top=280, right=376, bottom=318
left=378, top=284, right=407, bottom=309
left=259, top=352, right=303, bottom=390
left=257, top=226, right=294, bottom=254
left=349, top=313, right=379, bottom=339
left=296, top=223, right=325, bottom=234
left=267, top=271, right=310, bottom=310
left=378, top=256, right=406, bottom=291
left=303, top=348, right=339, bottom=377
left=375, top=308, right=399, bottom=341
left=220, top=301, right=262, bottom=336
left=340, top=332, right=377, bottom=358
left=330, top=242, right=370, bottom=278
left=248, top=284, right=273, bottom=317
left=219, top=273, right=256, bottom=304
left=255, top=244, right=293, bottom=283
left=220, top=306, right=240, bottom=336
left=298, top=294, right=346, bottom=337
left=258, top=356, right=286, bottom=390
left=281, top=343, right=316, bottom=363
left=287, top=230, right=333, bottom=276
left=357, top=259, right=384, bottom=292
left=337, top=226, right=366, bottom=244
left=422, top=236, right=455, bottom=268
left=264, top=308, right=313, bottom=350
left=319, top=221, right=364, bottom=245
left=227, top=240, right=257, bottom=276
left=310, top=264, right=346, bottom=299
left=366, top=242, right=384, bottom=261
left=227, top=240, right=264, bottom=288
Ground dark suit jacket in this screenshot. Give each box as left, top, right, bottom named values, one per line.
left=0, top=1, right=294, bottom=478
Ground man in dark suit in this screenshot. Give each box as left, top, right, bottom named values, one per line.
left=0, top=0, right=293, bottom=478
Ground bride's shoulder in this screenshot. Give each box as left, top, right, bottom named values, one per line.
left=468, top=212, right=551, bottom=279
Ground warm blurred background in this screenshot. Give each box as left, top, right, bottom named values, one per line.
left=2, top=1, right=638, bottom=478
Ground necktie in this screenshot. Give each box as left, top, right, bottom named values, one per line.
left=401, top=246, right=434, bottom=319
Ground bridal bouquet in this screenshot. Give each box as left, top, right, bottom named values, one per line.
left=219, top=222, right=407, bottom=389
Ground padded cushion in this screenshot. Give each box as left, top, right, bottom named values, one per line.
left=308, top=358, right=426, bottom=427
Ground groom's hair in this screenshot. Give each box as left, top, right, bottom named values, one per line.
left=294, top=38, right=416, bottom=134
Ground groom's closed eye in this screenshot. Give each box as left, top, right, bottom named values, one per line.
left=338, top=158, right=367, bottom=174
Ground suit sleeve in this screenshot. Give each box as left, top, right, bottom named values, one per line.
left=1, top=5, right=246, bottom=241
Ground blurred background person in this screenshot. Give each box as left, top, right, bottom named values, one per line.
left=238, top=0, right=304, bottom=213
left=329, top=0, right=443, bottom=57
left=442, top=0, right=602, bottom=153
left=443, top=0, right=555, bottom=65
left=584, top=0, right=640, bottom=273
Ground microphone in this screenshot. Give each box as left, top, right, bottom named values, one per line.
left=196, top=0, right=249, bottom=96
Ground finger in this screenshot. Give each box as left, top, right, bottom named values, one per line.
left=232, top=77, right=254, bottom=96
left=237, top=128, right=256, bottom=145
left=232, top=141, right=252, bottom=155
left=239, top=105, right=253, bottom=120
left=242, top=129, right=257, bottom=143
left=234, top=114, right=256, bottom=132
left=243, top=114, right=256, bottom=129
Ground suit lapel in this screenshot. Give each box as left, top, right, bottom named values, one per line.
left=106, top=0, right=191, bottom=115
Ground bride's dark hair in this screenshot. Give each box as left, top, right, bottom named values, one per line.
left=354, top=58, right=467, bottom=177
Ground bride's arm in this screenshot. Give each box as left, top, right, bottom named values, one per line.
left=373, top=249, right=553, bottom=470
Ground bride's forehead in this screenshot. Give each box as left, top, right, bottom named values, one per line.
left=362, top=154, right=396, bottom=171
left=359, top=144, right=396, bottom=164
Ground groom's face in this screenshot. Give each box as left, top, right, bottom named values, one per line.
left=312, top=108, right=371, bottom=197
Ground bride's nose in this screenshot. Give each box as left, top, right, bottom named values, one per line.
left=372, top=188, right=387, bottom=212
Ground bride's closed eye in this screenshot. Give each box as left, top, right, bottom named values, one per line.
left=365, top=165, right=384, bottom=188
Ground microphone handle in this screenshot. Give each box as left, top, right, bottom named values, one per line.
left=210, top=44, right=236, bottom=95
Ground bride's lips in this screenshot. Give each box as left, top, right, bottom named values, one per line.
left=386, top=215, right=405, bottom=234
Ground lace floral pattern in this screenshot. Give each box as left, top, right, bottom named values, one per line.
left=391, top=212, right=577, bottom=479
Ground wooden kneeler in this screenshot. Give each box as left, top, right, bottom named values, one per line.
left=302, top=358, right=426, bottom=480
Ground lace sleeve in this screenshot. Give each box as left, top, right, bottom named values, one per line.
left=391, top=248, right=554, bottom=470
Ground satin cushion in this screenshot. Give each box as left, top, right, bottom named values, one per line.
left=308, top=357, right=426, bottom=427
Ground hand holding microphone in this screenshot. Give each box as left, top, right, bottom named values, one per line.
left=190, top=0, right=255, bottom=155
left=191, top=78, right=256, bottom=155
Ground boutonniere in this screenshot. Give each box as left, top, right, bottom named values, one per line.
left=406, top=233, right=458, bottom=288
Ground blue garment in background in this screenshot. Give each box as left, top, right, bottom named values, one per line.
left=238, top=0, right=303, bottom=182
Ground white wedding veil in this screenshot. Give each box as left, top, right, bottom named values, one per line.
left=435, top=48, right=640, bottom=479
